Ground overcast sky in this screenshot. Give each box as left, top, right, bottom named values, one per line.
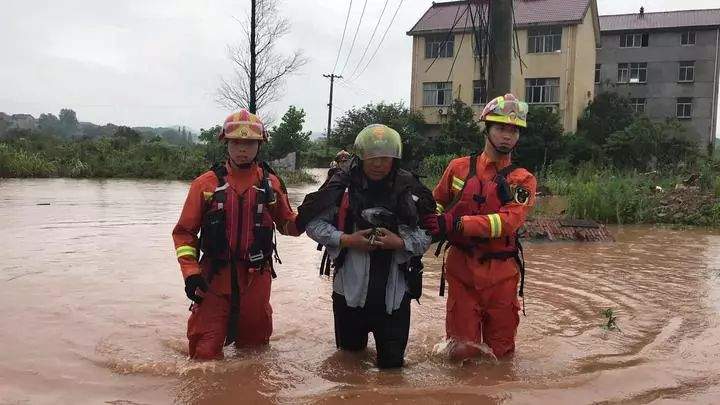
left=1, top=0, right=719, bottom=134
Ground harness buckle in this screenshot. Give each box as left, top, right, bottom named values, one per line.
left=248, top=250, right=265, bottom=266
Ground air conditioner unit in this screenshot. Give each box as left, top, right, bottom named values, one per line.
left=438, top=108, right=447, bottom=116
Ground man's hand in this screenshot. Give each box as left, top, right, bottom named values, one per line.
left=422, top=213, right=456, bottom=238
left=184, top=274, right=208, bottom=304
left=372, top=228, right=405, bottom=250
left=340, top=229, right=375, bottom=251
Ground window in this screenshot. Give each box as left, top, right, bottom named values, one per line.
left=678, top=61, right=695, bottom=82
left=681, top=31, right=696, bottom=45
left=595, top=64, right=601, bottom=84
left=423, top=82, right=452, bottom=106
left=630, top=98, right=646, bottom=113
left=617, top=62, right=647, bottom=83
left=525, top=78, right=560, bottom=104
left=677, top=97, right=693, bottom=119
left=620, top=33, right=649, bottom=48
left=527, top=26, right=562, bottom=53
left=473, top=80, right=487, bottom=105
left=425, top=34, right=454, bottom=59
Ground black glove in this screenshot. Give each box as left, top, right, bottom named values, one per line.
left=184, top=274, right=208, bottom=304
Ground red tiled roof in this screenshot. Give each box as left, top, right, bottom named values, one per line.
left=407, top=0, right=593, bottom=35
left=600, top=9, right=720, bottom=32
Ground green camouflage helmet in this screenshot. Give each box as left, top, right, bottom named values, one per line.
left=353, top=124, right=403, bottom=160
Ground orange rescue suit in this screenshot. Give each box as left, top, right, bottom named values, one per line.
left=433, top=153, right=536, bottom=358
left=172, top=162, right=300, bottom=360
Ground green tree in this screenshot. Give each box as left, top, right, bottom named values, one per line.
left=38, top=113, right=62, bottom=135
left=438, top=99, right=482, bottom=155
left=111, top=126, right=142, bottom=149
left=578, top=92, right=634, bottom=145
left=514, top=107, right=564, bottom=172
left=59, top=109, right=79, bottom=136
left=604, top=117, right=698, bottom=170
left=559, top=132, right=601, bottom=166
left=267, top=105, right=311, bottom=162
left=199, top=125, right=225, bottom=164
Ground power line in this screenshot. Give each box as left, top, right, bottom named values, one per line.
left=339, top=0, right=369, bottom=75
left=446, top=7, right=471, bottom=83
left=424, top=4, right=468, bottom=74
left=350, top=0, right=405, bottom=82
left=332, top=0, right=354, bottom=74
left=338, top=78, right=379, bottom=99
left=347, top=0, right=391, bottom=80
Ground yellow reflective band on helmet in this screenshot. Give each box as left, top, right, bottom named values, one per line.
left=436, top=202, right=445, bottom=214
left=487, top=214, right=502, bottom=238
left=176, top=245, right=197, bottom=259
left=451, top=176, right=465, bottom=191
left=484, top=114, right=528, bottom=128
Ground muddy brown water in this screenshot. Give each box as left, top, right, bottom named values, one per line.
left=1, top=173, right=720, bottom=404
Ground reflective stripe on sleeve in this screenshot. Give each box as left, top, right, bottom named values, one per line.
left=176, top=245, right=198, bottom=259
left=487, top=214, right=502, bottom=238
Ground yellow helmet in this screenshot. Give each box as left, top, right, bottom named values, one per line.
left=481, top=94, right=529, bottom=128
left=219, top=109, right=267, bottom=142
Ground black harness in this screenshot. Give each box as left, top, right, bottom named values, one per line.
left=435, top=155, right=527, bottom=314
left=198, top=163, right=281, bottom=346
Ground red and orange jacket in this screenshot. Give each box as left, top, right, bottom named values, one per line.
left=172, top=163, right=300, bottom=280
left=433, top=153, right=536, bottom=246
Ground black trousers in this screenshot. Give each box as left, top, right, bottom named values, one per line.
left=332, top=292, right=411, bottom=369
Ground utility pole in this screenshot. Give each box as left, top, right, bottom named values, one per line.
left=487, top=0, right=512, bottom=98
left=323, top=74, right=342, bottom=146
left=249, top=0, right=257, bottom=113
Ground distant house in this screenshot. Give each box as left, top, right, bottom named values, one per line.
left=596, top=8, right=720, bottom=150
left=407, top=0, right=600, bottom=133
left=0, top=113, right=37, bottom=132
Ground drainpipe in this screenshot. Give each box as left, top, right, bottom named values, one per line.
left=712, top=27, right=719, bottom=152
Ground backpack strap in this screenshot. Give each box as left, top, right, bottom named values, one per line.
left=444, top=154, right=478, bottom=212
left=210, top=164, right=229, bottom=207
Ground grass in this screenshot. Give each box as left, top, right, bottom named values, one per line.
left=600, top=308, right=621, bottom=331
left=418, top=154, right=454, bottom=189
left=275, top=168, right=316, bottom=185
left=0, top=140, right=316, bottom=185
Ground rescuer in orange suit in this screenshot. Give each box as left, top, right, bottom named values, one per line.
left=172, top=109, right=301, bottom=360
left=423, top=94, right=537, bottom=360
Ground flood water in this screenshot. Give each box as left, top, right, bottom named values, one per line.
left=2, top=172, right=720, bottom=404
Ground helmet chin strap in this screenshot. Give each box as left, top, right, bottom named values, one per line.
left=486, top=134, right=514, bottom=155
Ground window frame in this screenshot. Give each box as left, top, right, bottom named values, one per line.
left=425, top=34, right=454, bottom=59
left=629, top=98, right=646, bottom=114
left=525, top=78, right=560, bottom=104
left=422, top=82, right=453, bottom=106
left=595, top=64, right=601, bottom=84
left=676, top=97, right=693, bottom=119
left=681, top=31, right=696, bottom=46
left=619, top=32, right=649, bottom=48
left=527, top=26, right=563, bottom=53
left=617, top=62, right=647, bottom=84
left=678, top=61, right=695, bottom=82
left=472, top=80, right=487, bottom=105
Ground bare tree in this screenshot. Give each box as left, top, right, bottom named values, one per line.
left=218, top=0, right=307, bottom=114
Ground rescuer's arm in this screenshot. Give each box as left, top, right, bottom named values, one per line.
left=172, top=179, right=208, bottom=279
left=459, top=172, right=537, bottom=239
